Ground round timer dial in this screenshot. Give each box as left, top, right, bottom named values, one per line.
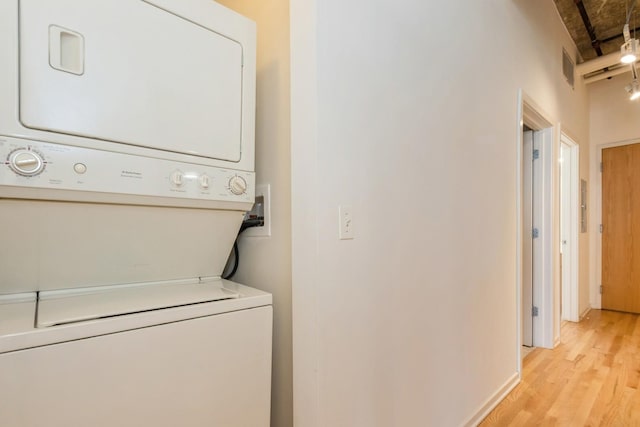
left=8, top=149, right=45, bottom=176
left=228, top=176, right=247, bottom=195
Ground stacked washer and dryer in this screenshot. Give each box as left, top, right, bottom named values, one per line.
left=0, top=1, right=272, bottom=425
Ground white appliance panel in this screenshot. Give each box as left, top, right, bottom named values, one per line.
left=0, top=305, right=273, bottom=427
left=0, top=199, right=244, bottom=294
left=19, top=0, right=243, bottom=162
left=0, top=281, right=271, bottom=353
left=0, top=136, right=255, bottom=206
left=37, top=280, right=240, bottom=327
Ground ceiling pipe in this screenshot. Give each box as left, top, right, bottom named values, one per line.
left=577, top=0, right=640, bottom=84
left=576, top=52, right=622, bottom=75
left=601, top=25, right=640, bottom=44
left=588, top=1, right=640, bottom=88
left=574, top=0, right=604, bottom=56
left=584, top=65, right=632, bottom=84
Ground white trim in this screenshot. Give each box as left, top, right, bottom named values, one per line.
left=552, top=125, right=562, bottom=346
left=290, top=0, right=320, bottom=425
left=522, top=93, right=554, bottom=130
left=516, top=92, right=524, bottom=374
left=580, top=307, right=591, bottom=320
left=462, top=372, right=520, bottom=427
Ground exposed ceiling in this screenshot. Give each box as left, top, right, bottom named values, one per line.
left=555, top=0, right=640, bottom=81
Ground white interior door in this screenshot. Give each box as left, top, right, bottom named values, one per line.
left=560, top=137, right=579, bottom=322
left=560, top=143, right=570, bottom=320
left=522, top=130, right=533, bottom=347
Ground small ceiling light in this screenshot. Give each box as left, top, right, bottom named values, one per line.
left=621, top=24, right=639, bottom=64
left=625, top=80, right=640, bottom=100
left=621, top=39, right=639, bottom=64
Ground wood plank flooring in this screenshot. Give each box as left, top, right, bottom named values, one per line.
left=480, top=310, right=640, bottom=426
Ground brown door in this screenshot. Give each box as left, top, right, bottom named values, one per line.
left=602, top=143, right=640, bottom=313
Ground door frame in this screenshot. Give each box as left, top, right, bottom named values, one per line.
left=592, top=139, right=640, bottom=309
left=560, top=133, right=579, bottom=322
left=516, top=91, right=559, bottom=375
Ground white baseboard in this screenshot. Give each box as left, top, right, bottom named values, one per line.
left=462, top=372, right=520, bottom=427
left=580, top=307, right=592, bottom=320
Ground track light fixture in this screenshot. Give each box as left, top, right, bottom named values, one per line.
left=621, top=23, right=639, bottom=64
left=626, top=53, right=640, bottom=101
left=622, top=1, right=640, bottom=101
left=621, top=38, right=639, bottom=64
left=626, top=79, right=640, bottom=100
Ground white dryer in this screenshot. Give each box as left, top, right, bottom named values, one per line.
left=0, top=1, right=271, bottom=425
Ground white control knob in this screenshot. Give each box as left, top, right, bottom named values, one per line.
left=228, top=176, right=247, bottom=195
left=199, top=174, right=210, bottom=189
left=8, top=149, right=45, bottom=176
left=170, top=170, right=184, bottom=187
left=74, top=163, right=87, bottom=174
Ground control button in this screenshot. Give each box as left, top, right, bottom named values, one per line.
left=199, top=174, right=210, bottom=189
left=73, top=163, right=87, bottom=174
left=170, top=170, right=184, bottom=186
left=228, top=176, right=247, bottom=195
left=8, top=149, right=45, bottom=176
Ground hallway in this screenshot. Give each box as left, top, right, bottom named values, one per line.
left=481, top=310, right=640, bottom=425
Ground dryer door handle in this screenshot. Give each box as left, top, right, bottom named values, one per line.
left=49, top=25, right=84, bottom=75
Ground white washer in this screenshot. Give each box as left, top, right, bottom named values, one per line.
left=0, top=280, right=272, bottom=426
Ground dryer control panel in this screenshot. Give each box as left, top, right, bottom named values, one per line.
left=0, top=136, right=254, bottom=205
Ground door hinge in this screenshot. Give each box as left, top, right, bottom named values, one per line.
left=600, top=162, right=603, bottom=173
left=600, top=224, right=603, bottom=233
left=533, top=149, right=540, bottom=160
left=532, top=227, right=539, bottom=238
left=532, top=306, right=539, bottom=317
left=600, top=285, right=603, bottom=294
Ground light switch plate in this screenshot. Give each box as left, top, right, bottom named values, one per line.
left=339, top=205, right=354, bottom=240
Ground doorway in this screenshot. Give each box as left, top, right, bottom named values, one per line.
left=560, top=134, right=579, bottom=322
left=517, top=92, right=557, bottom=374
left=521, top=126, right=550, bottom=348
left=522, top=127, right=534, bottom=348
left=601, top=143, right=640, bottom=313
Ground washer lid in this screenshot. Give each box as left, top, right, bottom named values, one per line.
left=36, top=279, right=239, bottom=328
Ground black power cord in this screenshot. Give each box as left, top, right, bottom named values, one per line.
left=222, top=218, right=264, bottom=280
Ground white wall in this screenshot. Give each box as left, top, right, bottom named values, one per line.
left=214, top=1, right=293, bottom=426
left=591, top=76, right=640, bottom=144
left=589, top=75, right=640, bottom=310
left=291, top=1, right=590, bottom=425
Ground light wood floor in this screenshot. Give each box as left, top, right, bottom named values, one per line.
left=480, top=310, right=640, bottom=426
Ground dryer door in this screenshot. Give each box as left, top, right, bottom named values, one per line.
left=19, top=0, right=244, bottom=162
